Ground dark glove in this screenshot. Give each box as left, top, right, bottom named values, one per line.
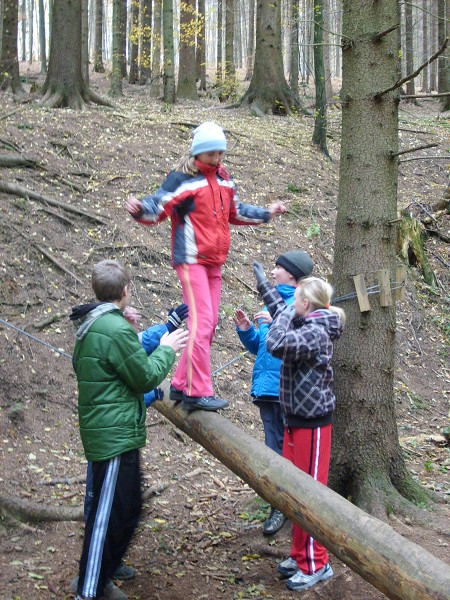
left=144, top=387, right=164, bottom=407
left=253, top=261, right=268, bottom=286
left=166, top=303, right=189, bottom=333
left=166, top=304, right=189, bottom=333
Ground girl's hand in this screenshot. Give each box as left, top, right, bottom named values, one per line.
left=233, top=309, right=252, bottom=331
left=267, top=202, right=287, bottom=217
left=254, top=310, right=272, bottom=325
left=125, top=195, right=143, bottom=216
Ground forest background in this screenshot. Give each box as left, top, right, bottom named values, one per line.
left=0, top=0, right=449, bottom=599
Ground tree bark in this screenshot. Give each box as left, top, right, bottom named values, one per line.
left=421, top=0, right=429, bottom=92
left=0, top=0, right=26, bottom=95
left=404, top=0, right=415, bottom=98
left=128, top=0, right=139, bottom=83
left=177, top=0, right=198, bottom=99
left=223, top=0, right=236, bottom=99
left=289, top=0, right=300, bottom=97
left=311, top=0, right=329, bottom=157
left=152, top=391, right=450, bottom=600
left=41, top=0, right=111, bottom=108
left=81, top=0, right=89, bottom=84
left=109, top=0, right=124, bottom=97
left=93, top=0, right=105, bottom=72
left=38, top=0, right=47, bottom=73
left=244, top=0, right=255, bottom=80
left=162, top=0, right=176, bottom=103
left=331, top=0, right=429, bottom=518
left=0, top=492, right=84, bottom=523
left=239, top=0, right=304, bottom=114
left=438, top=0, right=449, bottom=110
left=196, top=0, right=206, bottom=91
left=215, top=0, right=223, bottom=85
left=151, top=0, right=162, bottom=94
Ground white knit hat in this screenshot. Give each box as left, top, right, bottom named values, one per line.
left=191, top=122, right=227, bottom=156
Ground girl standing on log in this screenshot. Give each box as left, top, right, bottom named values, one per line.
left=125, top=122, right=286, bottom=413
left=253, top=266, right=345, bottom=592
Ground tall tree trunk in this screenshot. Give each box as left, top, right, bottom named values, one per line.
left=223, top=0, right=236, bottom=98
left=323, top=0, right=333, bottom=102
left=420, top=0, right=429, bottom=92
left=41, top=0, right=111, bottom=108
left=151, top=0, right=162, bottom=92
left=404, top=0, right=415, bottom=97
left=120, top=0, right=127, bottom=77
left=244, top=0, right=255, bottom=80
left=440, top=0, right=450, bottom=110
left=162, top=0, right=176, bottom=103
left=20, top=0, right=26, bottom=60
left=93, top=0, right=105, bottom=72
left=437, top=0, right=447, bottom=92
left=110, top=0, right=124, bottom=96
left=429, top=0, right=438, bottom=91
left=1, top=0, right=26, bottom=95
left=128, top=0, right=139, bottom=83
left=331, top=0, right=429, bottom=518
left=38, top=0, right=46, bottom=73
left=239, top=0, right=304, bottom=114
left=139, top=0, right=151, bottom=82
left=81, top=0, right=89, bottom=84
left=215, top=0, right=223, bottom=85
left=289, top=0, right=300, bottom=98
left=311, top=0, right=329, bottom=157
left=196, top=0, right=206, bottom=90
left=177, top=0, right=198, bottom=98
left=28, top=0, right=33, bottom=63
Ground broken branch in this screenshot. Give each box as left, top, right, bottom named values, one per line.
left=390, top=143, right=438, bottom=158
left=375, top=38, right=448, bottom=98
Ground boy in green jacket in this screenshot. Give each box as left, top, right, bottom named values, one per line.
left=72, top=260, right=188, bottom=600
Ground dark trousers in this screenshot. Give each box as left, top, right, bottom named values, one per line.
left=77, top=450, right=142, bottom=598
left=258, top=401, right=284, bottom=456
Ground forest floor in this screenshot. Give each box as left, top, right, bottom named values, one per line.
left=0, top=68, right=449, bottom=600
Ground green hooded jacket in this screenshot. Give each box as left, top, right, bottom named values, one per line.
left=72, top=304, right=175, bottom=461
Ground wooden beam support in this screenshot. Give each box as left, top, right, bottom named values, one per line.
left=154, top=384, right=450, bottom=600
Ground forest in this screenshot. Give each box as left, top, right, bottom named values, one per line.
left=0, top=1, right=449, bottom=599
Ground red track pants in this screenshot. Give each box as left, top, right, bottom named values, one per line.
left=282, top=424, right=332, bottom=574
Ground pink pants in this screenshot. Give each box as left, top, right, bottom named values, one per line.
left=282, top=424, right=332, bottom=574
left=171, top=263, right=222, bottom=397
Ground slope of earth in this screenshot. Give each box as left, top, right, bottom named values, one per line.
left=0, top=74, right=449, bottom=600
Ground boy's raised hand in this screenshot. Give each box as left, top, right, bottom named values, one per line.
left=233, top=309, right=251, bottom=331
left=253, top=261, right=268, bottom=286
left=254, top=310, right=273, bottom=325
left=160, top=328, right=189, bottom=353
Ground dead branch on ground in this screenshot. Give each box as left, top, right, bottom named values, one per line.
left=0, top=180, right=108, bottom=225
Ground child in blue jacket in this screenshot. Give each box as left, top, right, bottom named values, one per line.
left=233, top=250, right=313, bottom=535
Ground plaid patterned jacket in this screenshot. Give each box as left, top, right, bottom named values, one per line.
left=258, top=281, right=344, bottom=424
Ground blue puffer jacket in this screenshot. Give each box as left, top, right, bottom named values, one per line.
left=236, top=284, right=296, bottom=402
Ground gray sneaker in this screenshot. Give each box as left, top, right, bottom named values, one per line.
left=112, top=563, right=136, bottom=580
left=286, top=562, right=334, bottom=591
left=182, top=395, right=229, bottom=412
left=277, top=557, right=298, bottom=578
left=70, top=577, right=128, bottom=599
left=263, top=508, right=287, bottom=535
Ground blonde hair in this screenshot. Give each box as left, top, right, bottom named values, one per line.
left=298, top=277, right=346, bottom=326
left=92, top=260, right=130, bottom=302
left=173, top=151, right=199, bottom=176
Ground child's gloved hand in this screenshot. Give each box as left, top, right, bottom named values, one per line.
left=166, top=304, right=189, bottom=333
left=144, top=387, right=164, bottom=407
left=253, top=261, right=268, bottom=286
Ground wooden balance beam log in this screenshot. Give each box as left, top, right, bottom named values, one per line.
left=154, top=384, right=450, bottom=600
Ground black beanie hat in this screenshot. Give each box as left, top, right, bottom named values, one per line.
left=276, top=250, right=314, bottom=282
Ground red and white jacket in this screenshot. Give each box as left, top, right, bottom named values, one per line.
left=133, top=161, right=270, bottom=267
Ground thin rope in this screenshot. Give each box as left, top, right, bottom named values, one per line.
left=0, top=317, right=73, bottom=359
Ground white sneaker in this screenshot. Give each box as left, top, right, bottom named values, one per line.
left=277, top=556, right=298, bottom=578
left=286, top=562, right=333, bottom=590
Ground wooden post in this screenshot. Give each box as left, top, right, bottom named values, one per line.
left=353, top=274, right=371, bottom=312
left=377, top=269, right=393, bottom=306
left=154, top=383, right=450, bottom=600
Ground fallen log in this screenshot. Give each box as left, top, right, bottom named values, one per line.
left=154, top=383, right=450, bottom=600
left=0, top=492, right=83, bottom=522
